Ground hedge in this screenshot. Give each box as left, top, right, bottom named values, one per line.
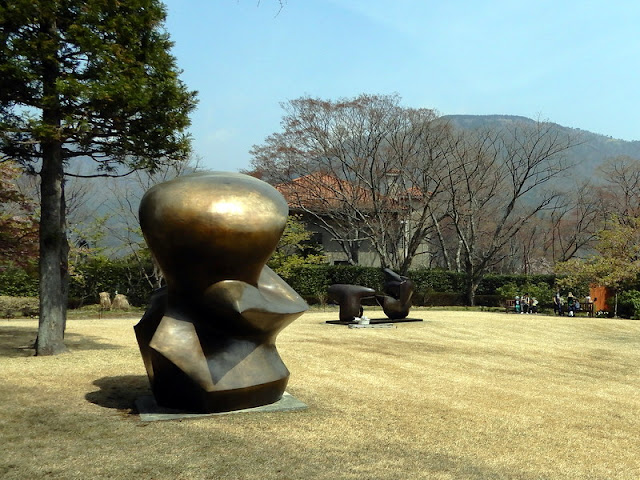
left=286, top=265, right=559, bottom=306
left=617, top=290, right=640, bottom=319
left=0, top=296, right=39, bottom=318
left=0, top=267, right=39, bottom=297
left=1, top=259, right=563, bottom=308
left=69, top=256, right=156, bottom=307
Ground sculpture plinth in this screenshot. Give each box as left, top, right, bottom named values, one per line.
left=135, top=172, right=308, bottom=413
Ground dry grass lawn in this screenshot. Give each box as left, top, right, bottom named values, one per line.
left=1, top=308, right=640, bottom=479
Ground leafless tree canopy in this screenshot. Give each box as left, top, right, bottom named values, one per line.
left=250, top=94, right=584, bottom=303
left=250, top=94, right=452, bottom=273
left=435, top=122, right=579, bottom=302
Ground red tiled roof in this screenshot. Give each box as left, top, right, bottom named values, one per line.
left=276, top=172, right=426, bottom=212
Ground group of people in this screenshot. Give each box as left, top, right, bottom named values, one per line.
left=514, top=293, right=539, bottom=314
left=553, top=292, right=591, bottom=317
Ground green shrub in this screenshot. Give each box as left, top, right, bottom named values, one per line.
left=288, top=265, right=384, bottom=304
left=423, top=292, right=466, bottom=307
left=0, top=296, right=39, bottom=317
left=477, top=274, right=555, bottom=295
left=286, top=265, right=331, bottom=299
left=409, top=268, right=466, bottom=293
left=70, top=256, right=156, bottom=307
left=327, top=265, right=384, bottom=290
left=474, top=294, right=504, bottom=307
left=617, top=290, right=640, bottom=319
left=0, top=267, right=38, bottom=297
left=495, top=282, right=554, bottom=308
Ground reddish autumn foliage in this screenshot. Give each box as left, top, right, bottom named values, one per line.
left=0, top=162, right=39, bottom=268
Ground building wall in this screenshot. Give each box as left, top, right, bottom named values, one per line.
left=295, top=212, right=432, bottom=269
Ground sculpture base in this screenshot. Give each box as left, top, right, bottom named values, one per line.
left=136, top=391, right=307, bottom=422
left=326, top=318, right=423, bottom=325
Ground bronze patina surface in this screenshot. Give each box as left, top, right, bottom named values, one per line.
left=376, top=268, right=414, bottom=320
left=327, top=284, right=376, bottom=322
left=135, top=172, right=308, bottom=413
left=327, top=269, right=414, bottom=323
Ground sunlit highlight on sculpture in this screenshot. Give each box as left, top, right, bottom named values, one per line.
left=134, top=172, right=308, bottom=413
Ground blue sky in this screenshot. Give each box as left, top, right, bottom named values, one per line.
left=162, top=0, right=640, bottom=172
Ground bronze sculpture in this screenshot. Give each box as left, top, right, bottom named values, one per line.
left=327, top=268, right=414, bottom=323
left=135, top=172, right=308, bottom=413
left=327, top=284, right=376, bottom=322
left=376, top=268, right=414, bottom=320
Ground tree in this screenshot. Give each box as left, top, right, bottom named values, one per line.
left=0, top=0, right=197, bottom=355
left=435, top=121, right=578, bottom=305
left=556, top=215, right=640, bottom=316
left=540, top=181, right=602, bottom=264
left=267, top=215, right=327, bottom=279
left=596, top=156, right=640, bottom=219
left=0, top=160, right=39, bottom=267
left=250, top=94, right=451, bottom=274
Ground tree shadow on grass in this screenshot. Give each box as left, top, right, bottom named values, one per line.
left=85, top=375, right=152, bottom=414
left=0, top=325, right=121, bottom=358
left=0, top=326, right=39, bottom=357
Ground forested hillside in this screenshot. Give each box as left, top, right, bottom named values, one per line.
left=444, top=114, right=640, bottom=179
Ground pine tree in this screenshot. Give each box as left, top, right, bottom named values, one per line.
left=0, top=0, right=197, bottom=355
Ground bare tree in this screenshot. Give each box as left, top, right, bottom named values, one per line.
left=541, top=181, right=603, bottom=264
left=596, top=156, right=640, bottom=219
left=250, top=94, right=451, bottom=274
left=437, top=120, right=579, bottom=304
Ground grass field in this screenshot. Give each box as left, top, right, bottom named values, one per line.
left=1, top=308, right=640, bottom=479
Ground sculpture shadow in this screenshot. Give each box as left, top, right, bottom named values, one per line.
left=85, top=375, right=152, bottom=413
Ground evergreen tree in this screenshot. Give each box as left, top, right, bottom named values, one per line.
left=0, top=0, right=197, bottom=355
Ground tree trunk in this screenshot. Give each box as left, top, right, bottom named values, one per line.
left=455, top=240, right=463, bottom=273
left=37, top=142, right=68, bottom=355
left=60, top=181, right=70, bottom=333
left=431, top=212, right=452, bottom=270
left=464, top=259, right=479, bottom=307
left=466, top=278, right=479, bottom=307
left=349, top=241, right=359, bottom=265
left=36, top=13, right=67, bottom=355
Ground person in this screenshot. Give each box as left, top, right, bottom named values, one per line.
left=521, top=293, right=530, bottom=313
left=530, top=297, right=539, bottom=314
left=515, top=295, right=521, bottom=314
left=567, top=292, right=576, bottom=317
left=553, top=291, right=563, bottom=315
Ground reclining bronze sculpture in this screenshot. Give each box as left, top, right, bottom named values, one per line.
left=327, top=284, right=376, bottom=322
left=328, top=268, right=414, bottom=322
left=135, top=172, right=308, bottom=413
left=376, top=268, right=414, bottom=320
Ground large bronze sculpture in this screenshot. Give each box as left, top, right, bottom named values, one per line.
left=135, top=172, right=308, bottom=413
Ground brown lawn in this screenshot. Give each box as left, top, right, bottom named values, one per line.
left=1, top=308, right=640, bottom=479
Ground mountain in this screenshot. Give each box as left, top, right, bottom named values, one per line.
left=443, top=114, right=640, bottom=179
